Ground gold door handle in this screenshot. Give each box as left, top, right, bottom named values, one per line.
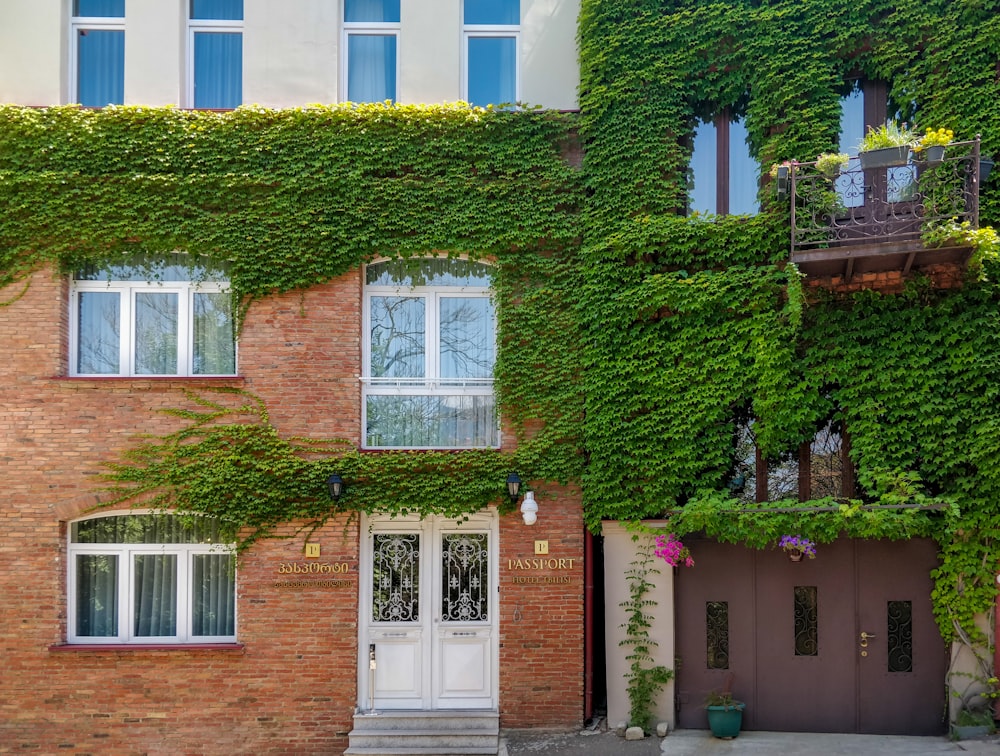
left=860, top=631, right=877, bottom=640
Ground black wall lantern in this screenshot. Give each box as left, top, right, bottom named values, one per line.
left=506, top=472, right=522, bottom=506
left=327, top=473, right=345, bottom=501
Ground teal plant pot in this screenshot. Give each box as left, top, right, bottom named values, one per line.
left=706, top=703, right=745, bottom=738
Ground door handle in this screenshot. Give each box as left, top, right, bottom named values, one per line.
left=859, top=631, right=876, bottom=655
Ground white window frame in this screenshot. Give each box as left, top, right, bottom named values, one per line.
left=70, top=277, right=236, bottom=377
left=67, top=512, right=237, bottom=645
left=362, top=261, right=498, bottom=450
left=462, top=28, right=521, bottom=106
left=341, top=21, right=400, bottom=103
left=69, top=8, right=125, bottom=106
left=187, top=16, right=244, bottom=109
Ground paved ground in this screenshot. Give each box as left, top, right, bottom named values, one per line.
left=501, top=727, right=1000, bottom=755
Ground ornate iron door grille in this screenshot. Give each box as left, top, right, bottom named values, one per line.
left=372, top=533, right=420, bottom=622
left=441, top=533, right=488, bottom=622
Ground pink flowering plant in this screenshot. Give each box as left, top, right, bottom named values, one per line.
left=779, top=534, right=817, bottom=558
left=654, top=533, right=694, bottom=567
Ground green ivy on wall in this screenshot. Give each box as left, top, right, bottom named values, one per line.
left=0, top=102, right=587, bottom=545
left=4, top=0, right=1000, bottom=654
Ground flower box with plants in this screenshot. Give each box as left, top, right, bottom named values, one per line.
left=858, top=122, right=916, bottom=170
left=814, top=152, right=850, bottom=177
left=913, top=127, right=954, bottom=164
left=779, top=534, right=816, bottom=561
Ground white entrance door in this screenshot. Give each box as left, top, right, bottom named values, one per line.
left=359, top=512, right=498, bottom=711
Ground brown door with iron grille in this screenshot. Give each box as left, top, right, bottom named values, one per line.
left=675, top=538, right=945, bottom=734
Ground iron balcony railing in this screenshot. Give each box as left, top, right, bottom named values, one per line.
left=790, top=137, right=985, bottom=255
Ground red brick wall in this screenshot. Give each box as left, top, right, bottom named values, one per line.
left=499, top=484, right=586, bottom=729
left=803, top=262, right=966, bottom=295
left=0, top=265, right=585, bottom=754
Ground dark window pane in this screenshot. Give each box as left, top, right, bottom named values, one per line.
left=133, top=554, right=177, bottom=637
left=192, top=554, right=236, bottom=636
left=706, top=601, right=730, bottom=669
left=794, top=586, right=818, bottom=656
left=76, top=554, right=118, bottom=637
left=887, top=600, right=913, bottom=673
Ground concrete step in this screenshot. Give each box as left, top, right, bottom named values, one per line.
left=346, top=710, right=499, bottom=756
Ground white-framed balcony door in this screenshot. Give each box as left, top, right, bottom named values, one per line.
left=359, top=511, right=498, bottom=711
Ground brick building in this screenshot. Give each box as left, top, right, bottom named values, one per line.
left=0, top=1, right=586, bottom=754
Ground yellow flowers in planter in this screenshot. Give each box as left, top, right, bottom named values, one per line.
left=916, top=127, right=955, bottom=151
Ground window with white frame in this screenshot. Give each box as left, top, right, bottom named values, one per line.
left=68, top=513, right=236, bottom=644
left=189, top=0, right=243, bottom=109
left=71, top=0, right=125, bottom=107
left=463, top=0, right=519, bottom=107
left=343, top=0, right=399, bottom=103
left=70, top=255, right=236, bottom=377
left=689, top=112, right=759, bottom=216
left=363, top=258, right=498, bottom=449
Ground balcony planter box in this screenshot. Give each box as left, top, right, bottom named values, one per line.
left=859, top=145, right=910, bottom=170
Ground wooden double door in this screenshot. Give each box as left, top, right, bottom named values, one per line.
left=676, top=538, right=946, bottom=734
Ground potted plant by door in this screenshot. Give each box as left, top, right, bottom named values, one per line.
left=705, top=690, right=745, bottom=738
left=858, top=122, right=916, bottom=170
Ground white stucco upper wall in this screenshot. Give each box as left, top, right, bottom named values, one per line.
left=0, top=0, right=579, bottom=110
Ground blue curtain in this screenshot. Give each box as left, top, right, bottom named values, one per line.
left=467, top=36, right=516, bottom=107
left=345, top=0, right=400, bottom=23
left=464, top=0, right=519, bottom=25
left=348, top=35, right=397, bottom=103
left=77, top=29, right=124, bottom=107
left=194, top=32, right=242, bottom=108
left=191, top=0, right=243, bottom=20
left=75, top=0, right=124, bottom=16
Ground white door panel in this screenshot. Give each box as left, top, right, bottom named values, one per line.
left=360, top=513, right=497, bottom=711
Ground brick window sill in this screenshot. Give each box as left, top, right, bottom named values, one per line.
left=49, top=643, right=245, bottom=652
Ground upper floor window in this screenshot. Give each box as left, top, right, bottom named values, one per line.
left=732, top=419, right=854, bottom=503
left=69, top=513, right=236, bottom=645
left=70, top=254, right=236, bottom=377
left=343, top=0, right=399, bottom=103
left=689, top=113, right=759, bottom=215
left=837, top=80, right=915, bottom=208
left=463, top=0, right=519, bottom=107
left=189, top=0, right=243, bottom=109
left=71, top=0, right=124, bottom=107
left=363, top=258, right=498, bottom=449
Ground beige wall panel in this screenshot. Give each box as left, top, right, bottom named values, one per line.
left=0, top=0, right=63, bottom=105
left=400, top=0, right=460, bottom=104
left=245, top=0, right=340, bottom=107
left=126, top=1, right=183, bottom=105
left=602, top=521, right=676, bottom=730
left=522, top=0, right=579, bottom=110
